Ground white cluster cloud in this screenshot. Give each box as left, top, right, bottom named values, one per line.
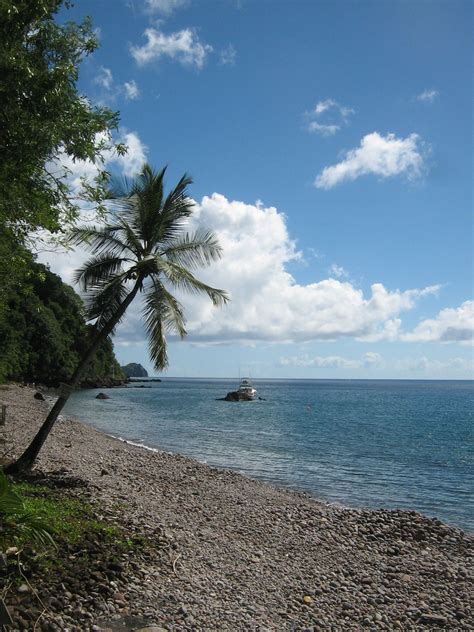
left=358, top=318, right=402, bottom=342
left=41, top=186, right=470, bottom=358
left=315, top=132, right=427, bottom=189
left=416, top=89, right=439, bottom=103
left=401, top=301, right=474, bottom=345
left=94, top=67, right=140, bottom=101
left=306, top=98, right=354, bottom=136
left=113, top=131, right=148, bottom=174
left=144, top=0, right=189, bottom=15
left=130, top=27, right=213, bottom=69
left=279, top=352, right=383, bottom=369
left=48, top=130, right=147, bottom=197
left=153, top=193, right=441, bottom=344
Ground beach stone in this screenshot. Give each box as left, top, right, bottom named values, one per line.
left=419, top=613, right=448, bottom=625
left=34, top=391, right=45, bottom=400
left=96, top=392, right=110, bottom=399
left=113, top=592, right=127, bottom=605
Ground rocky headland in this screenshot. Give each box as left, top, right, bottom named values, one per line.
left=0, top=385, right=472, bottom=631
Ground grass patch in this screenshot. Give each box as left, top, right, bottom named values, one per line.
left=3, top=482, right=128, bottom=550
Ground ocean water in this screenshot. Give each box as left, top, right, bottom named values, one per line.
left=63, top=379, right=473, bottom=532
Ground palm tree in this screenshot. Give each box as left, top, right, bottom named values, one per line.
left=5, top=164, right=228, bottom=475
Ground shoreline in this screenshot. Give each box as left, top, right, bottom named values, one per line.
left=62, top=383, right=473, bottom=534
left=109, top=434, right=362, bottom=516
left=1, top=384, right=473, bottom=630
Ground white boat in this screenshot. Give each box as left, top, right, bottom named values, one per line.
left=237, top=377, right=257, bottom=400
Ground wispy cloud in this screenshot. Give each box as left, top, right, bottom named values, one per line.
left=124, top=80, right=140, bottom=100
left=93, top=67, right=140, bottom=102
left=94, top=66, right=113, bottom=90
left=279, top=352, right=383, bottom=369
left=308, top=122, right=341, bottom=136
left=315, top=132, right=428, bottom=189
left=144, top=0, right=189, bottom=15
left=416, top=89, right=439, bottom=103
left=305, top=98, right=354, bottom=136
left=219, top=43, right=237, bottom=66
left=130, top=27, right=213, bottom=69
left=402, top=355, right=473, bottom=373
left=329, top=263, right=348, bottom=279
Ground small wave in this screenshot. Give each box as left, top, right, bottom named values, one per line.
left=110, top=434, right=163, bottom=454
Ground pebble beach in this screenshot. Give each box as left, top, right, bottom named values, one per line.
left=1, top=385, right=473, bottom=631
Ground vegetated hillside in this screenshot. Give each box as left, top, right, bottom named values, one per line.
left=121, top=363, right=148, bottom=378
left=0, top=255, right=124, bottom=387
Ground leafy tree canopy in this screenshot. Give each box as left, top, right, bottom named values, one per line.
left=0, top=0, right=122, bottom=242
left=0, top=249, right=124, bottom=386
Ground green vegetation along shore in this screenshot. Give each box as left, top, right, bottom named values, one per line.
left=0, top=251, right=124, bottom=388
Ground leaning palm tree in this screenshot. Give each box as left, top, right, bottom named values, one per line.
left=5, top=164, right=228, bottom=474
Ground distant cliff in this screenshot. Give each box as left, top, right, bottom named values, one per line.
left=121, top=363, right=148, bottom=378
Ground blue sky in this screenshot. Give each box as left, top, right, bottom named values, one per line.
left=45, top=0, right=473, bottom=379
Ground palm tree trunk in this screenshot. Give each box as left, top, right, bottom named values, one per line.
left=4, top=279, right=142, bottom=475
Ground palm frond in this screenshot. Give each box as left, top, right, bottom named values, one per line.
left=73, top=253, right=128, bottom=291
left=84, top=275, right=130, bottom=333
left=152, top=174, right=194, bottom=246
left=143, top=291, right=169, bottom=370
left=106, top=173, right=135, bottom=200
left=162, top=230, right=223, bottom=269
left=157, top=260, right=229, bottom=306
left=138, top=166, right=166, bottom=242
left=69, top=226, right=132, bottom=257
left=115, top=215, right=145, bottom=257
left=0, top=472, right=56, bottom=548
left=143, top=277, right=192, bottom=370
left=15, top=513, right=57, bottom=547
left=144, top=279, right=187, bottom=337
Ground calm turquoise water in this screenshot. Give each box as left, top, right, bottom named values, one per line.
left=63, top=379, right=473, bottom=532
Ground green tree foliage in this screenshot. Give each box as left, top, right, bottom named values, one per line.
left=0, top=251, right=124, bottom=386
left=0, top=0, right=121, bottom=242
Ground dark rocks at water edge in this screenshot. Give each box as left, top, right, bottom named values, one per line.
left=218, top=390, right=266, bottom=401
left=219, top=390, right=252, bottom=401
left=95, top=392, right=110, bottom=399
left=80, top=377, right=126, bottom=389
left=1, top=385, right=473, bottom=631
left=121, top=362, right=148, bottom=378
